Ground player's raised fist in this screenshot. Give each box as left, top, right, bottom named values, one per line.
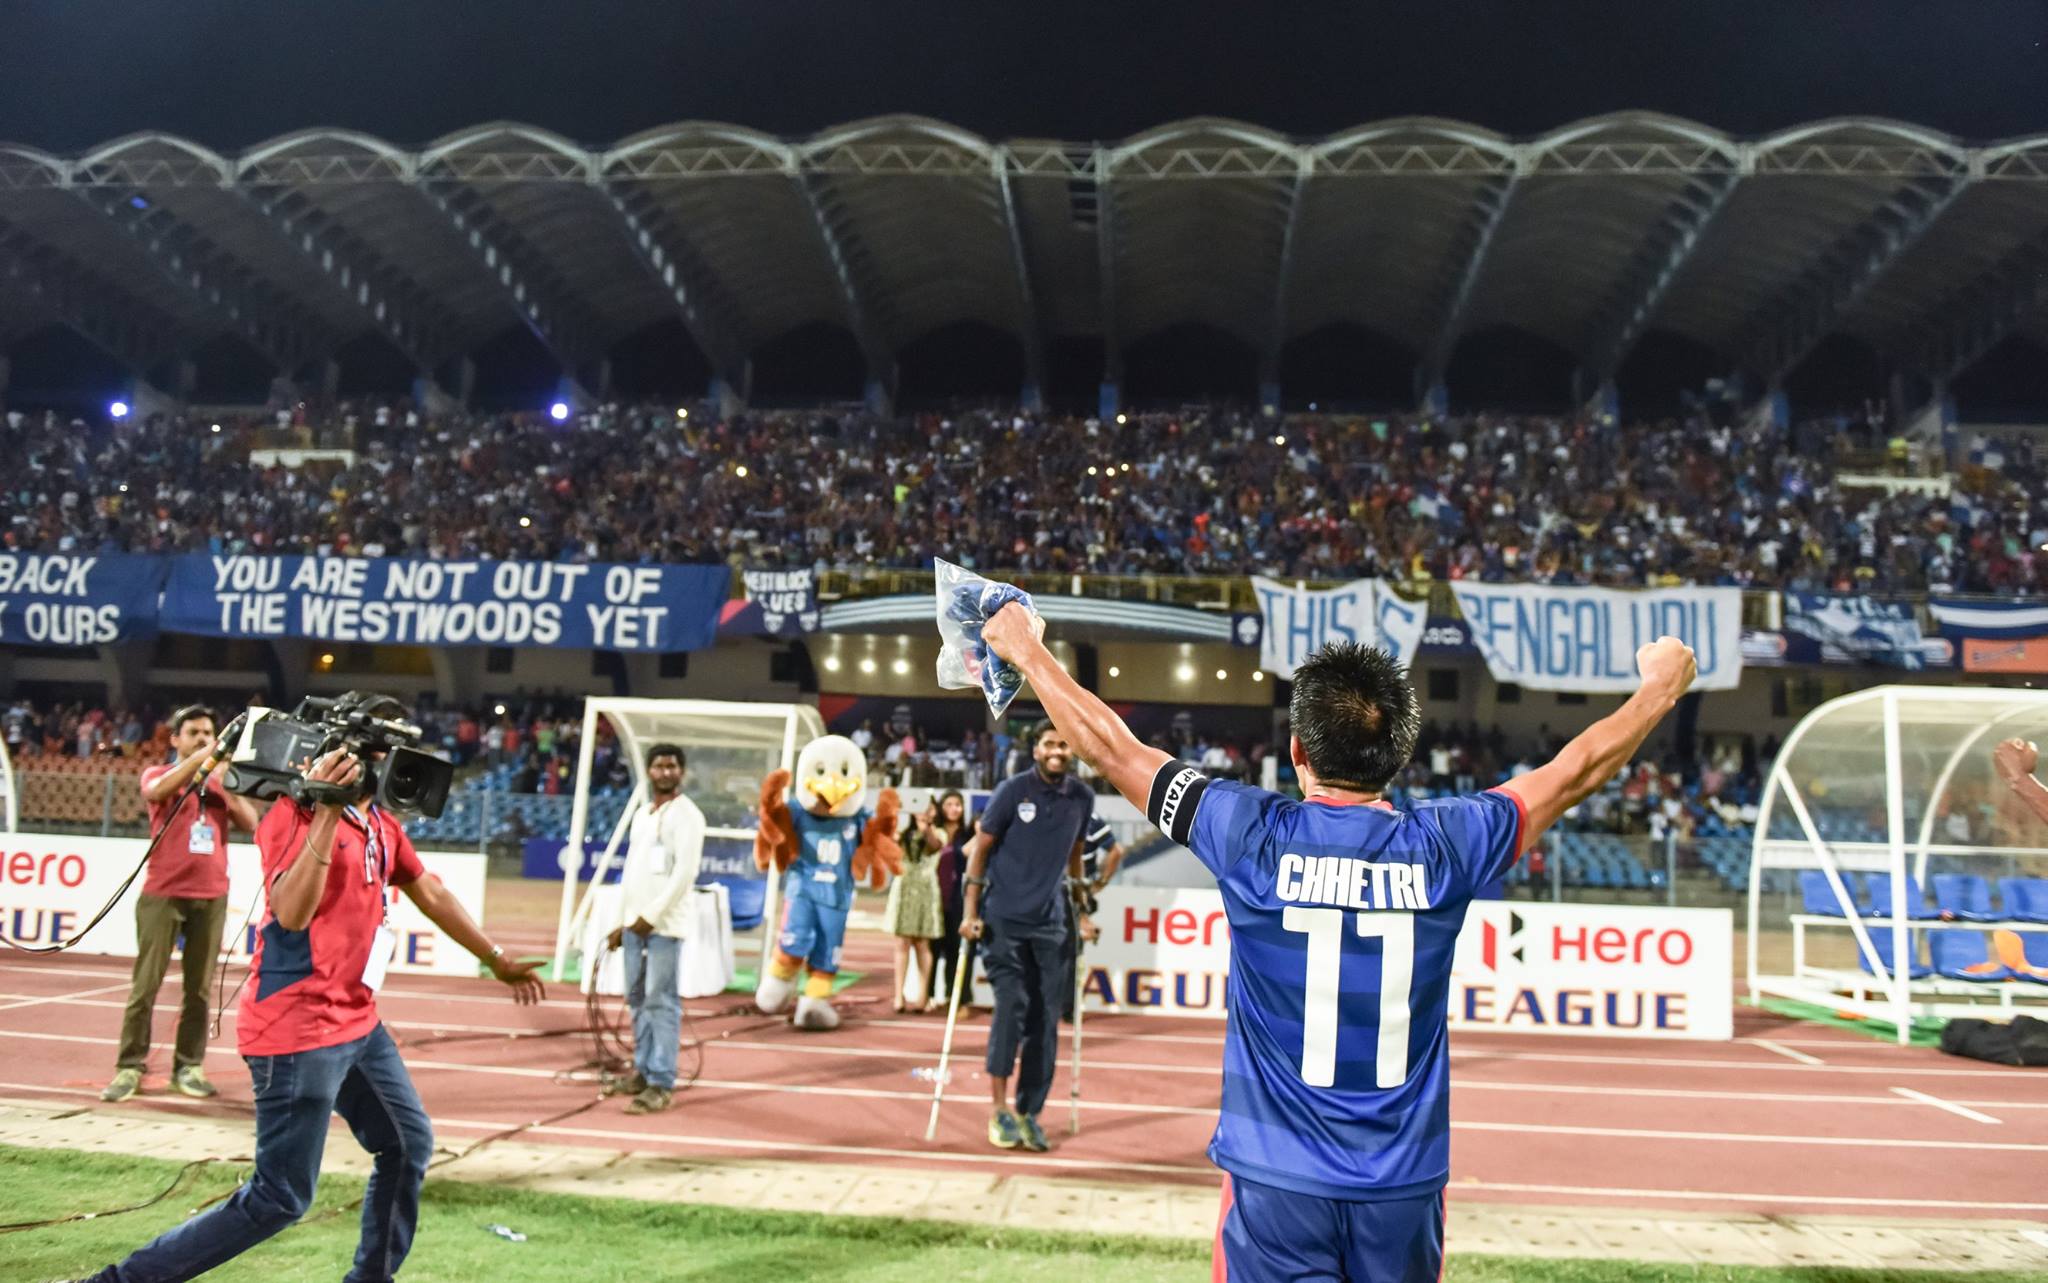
left=1635, top=635, right=1697, bottom=697
left=1995, top=738, right=2038, bottom=785
left=982, top=602, right=1045, bottom=662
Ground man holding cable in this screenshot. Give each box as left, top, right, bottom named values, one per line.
left=102, top=704, right=262, bottom=1104
left=77, top=743, right=545, bottom=1283
left=960, top=718, right=1099, bottom=1153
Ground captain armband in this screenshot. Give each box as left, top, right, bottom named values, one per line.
left=963, top=874, right=989, bottom=888
left=1146, top=762, right=1210, bottom=846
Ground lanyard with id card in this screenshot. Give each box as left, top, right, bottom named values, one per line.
left=347, top=805, right=398, bottom=992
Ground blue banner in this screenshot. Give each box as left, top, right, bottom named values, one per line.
left=0, top=553, right=163, bottom=645
left=1448, top=583, right=1743, bottom=692
left=161, top=555, right=729, bottom=652
left=520, top=835, right=767, bottom=929
left=1784, top=593, right=1927, bottom=670
left=1927, top=598, right=2048, bottom=642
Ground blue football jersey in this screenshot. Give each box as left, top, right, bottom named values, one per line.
left=1148, top=764, right=1525, bottom=1201
left=785, top=805, right=868, bottom=912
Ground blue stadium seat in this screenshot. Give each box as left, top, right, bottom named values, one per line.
left=1855, top=928, right=1930, bottom=979
left=1864, top=875, right=1938, bottom=921
left=1799, top=870, right=1861, bottom=916
left=1928, top=931, right=2010, bottom=982
left=1998, top=878, right=2048, bottom=924
left=2020, top=930, right=2048, bottom=981
left=1930, top=874, right=1998, bottom=922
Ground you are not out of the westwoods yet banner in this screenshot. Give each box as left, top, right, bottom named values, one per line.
left=1251, top=577, right=1428, bottom=679
left=1450, top=583, right=1743, bottom=693
left=160, top=555, right=731, bottom=653
left=0, top=553, right=166, bottom=646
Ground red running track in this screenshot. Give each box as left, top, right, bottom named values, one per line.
left=3, top=946, right=2046, bottom=1219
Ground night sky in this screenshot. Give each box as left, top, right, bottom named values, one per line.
left=2, top=1, right=2044, bottom=413
left=2, top=0, right=2045, bottom=151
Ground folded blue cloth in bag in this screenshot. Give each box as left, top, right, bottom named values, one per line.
left=933, top=559, right=1034, bottom=714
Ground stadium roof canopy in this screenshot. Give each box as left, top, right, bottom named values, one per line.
left=1, top=111, right=2044, bottom=404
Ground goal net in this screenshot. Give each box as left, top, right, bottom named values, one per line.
left=1747, top=684, right=2048, bottom=1041
left=549, top=698, right=826, bottom=986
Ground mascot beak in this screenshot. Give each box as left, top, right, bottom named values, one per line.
left=807, top=774, right=862, bottom=809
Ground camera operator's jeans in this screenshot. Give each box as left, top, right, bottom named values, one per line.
left=100, top=1024, right=431, bottom=1283
left=621, top=930, right=682, bottom=1089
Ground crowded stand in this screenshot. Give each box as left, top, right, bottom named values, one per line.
left=4, top=400, right=2044, bottom=594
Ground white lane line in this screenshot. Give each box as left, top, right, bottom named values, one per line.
left=1891, top=1086, right=2002, bottom=1125
left=1749, top=1039, right=1825, bottom=1066
left=0, top=982, right=134, bottom=1012
left=430, top=1117, right=1217, bottom=1177
left=1452, top=1118, right=2041, bottom=1152
left=1453, top=1080, right=2048, bottom=1110
left=398, top=1059, right=1220, bottom=1118
left=1457, top=1180, right=2048, bottom=1214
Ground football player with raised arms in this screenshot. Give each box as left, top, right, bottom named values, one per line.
left=979, top=604, right=1695, bottom=1282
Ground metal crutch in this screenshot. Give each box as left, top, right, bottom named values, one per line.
left=922, top=935, right=979, bottom=1142
left=1068, top=927, right=1088, bottom=1135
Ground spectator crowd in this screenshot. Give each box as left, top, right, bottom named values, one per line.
left=4, top=400, right=2044, bottom=594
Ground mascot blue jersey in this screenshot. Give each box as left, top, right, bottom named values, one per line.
left=784, top=805, right=868, bottom=912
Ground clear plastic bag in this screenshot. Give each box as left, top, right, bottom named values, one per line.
left=933, top=557, right=1035, bottom=715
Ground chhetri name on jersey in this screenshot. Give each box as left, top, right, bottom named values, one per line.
left=1275, top=854, right=1432, bottom=911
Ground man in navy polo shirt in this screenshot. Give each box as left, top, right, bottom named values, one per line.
left=960, top=719, right=1098, bottom=1153
left=80, top=743, right=545, bottom=1283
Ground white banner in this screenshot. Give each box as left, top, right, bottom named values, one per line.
left=0, top=830, right=487, bottom=977
left=1447, top=901, right=1732, bottom=1039
left=1252, top=578, right=1428, bottom=678
left=1447, top=583, right=1743, bottom=693
left=1011, top=887, right=1730, bottom=1039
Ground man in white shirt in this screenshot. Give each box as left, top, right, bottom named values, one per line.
left=605, top=743, right=705, bottom=1116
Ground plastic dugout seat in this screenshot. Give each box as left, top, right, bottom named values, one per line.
left=1856, top=929, right=1931, bottom=979
left=2020, top=931, right=2048, bottom=980
left=1930, top=874, right=1999, bottom=923
left=1998, top=878, right=2048, bottom=924
left=1799, top=870, right=1862, bottom=916
left=1865, top=876, right=1939, bottom=921
left=1928, top=931, right=2011, bottom=982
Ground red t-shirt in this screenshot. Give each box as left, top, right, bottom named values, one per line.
left=238, top=800, right=425, bottom=1057
left=139, top=765, right=235, bottom=900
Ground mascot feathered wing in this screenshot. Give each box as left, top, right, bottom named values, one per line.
left=753, top=735, right=901, bottom=1030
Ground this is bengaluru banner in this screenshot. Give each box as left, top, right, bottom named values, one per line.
left=161, top=555, right=730, bottom=653
left=1251, top=578, right=1428, bottom=678
left=1448, top=583, right=1743, bottom=693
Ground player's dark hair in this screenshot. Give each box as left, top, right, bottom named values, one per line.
left=646, top=743, right=686, bottom=770
left=1287, top=643, right=1420, bottom=793
left=168, top=704, right=215, bottom=737
left=1028, top=718, right=1061, bottom=748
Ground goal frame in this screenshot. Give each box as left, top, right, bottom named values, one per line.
left=549, top=697, right=826, bottom=983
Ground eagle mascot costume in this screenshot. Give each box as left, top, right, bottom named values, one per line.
left=754, top=735, right=902, bottom=1029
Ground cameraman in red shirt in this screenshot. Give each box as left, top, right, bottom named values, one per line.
left=79, top=745, right=544, bottom=1283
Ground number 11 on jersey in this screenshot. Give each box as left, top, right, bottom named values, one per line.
left=1281, top=907, right=1415, bottom=1090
